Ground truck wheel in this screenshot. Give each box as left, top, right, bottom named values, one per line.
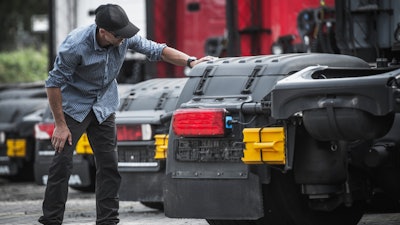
left=206, top=220, right=257, bottom=225
left=70, top=183, right=95, bottom=193
left=267, top=170, right=365, bottom=225
left=140, top=201, right=164, bottom=211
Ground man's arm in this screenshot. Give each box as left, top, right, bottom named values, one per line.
left=46, top=87, right=72, bottom=152
left=161, top=46, right=216, bottom=68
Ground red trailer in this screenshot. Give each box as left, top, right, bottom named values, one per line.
left=147, top=0, right=226, bottom=78
left=233, top=0, right=335, bottom=56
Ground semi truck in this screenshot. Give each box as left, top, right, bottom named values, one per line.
left=162, top=0, right=400, bottom=225
left=0, top=83, right=47, bottom=181
left=117, top=0, right=336, bottom=209
left=117, top=78, right=188, bottom=210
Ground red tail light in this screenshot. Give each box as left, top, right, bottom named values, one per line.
left=172, top=108, right=225, bottom=137
left=34, top=122, right=55, bottom=140
left=116, top=124, right=152, bottom=141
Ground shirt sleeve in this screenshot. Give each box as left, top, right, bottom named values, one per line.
left=45, top=40, right=81, bottom=88
left=126, top=35, right=167, bottom=61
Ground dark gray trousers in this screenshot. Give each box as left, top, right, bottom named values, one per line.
left=39, top=111, right=121, bottom=225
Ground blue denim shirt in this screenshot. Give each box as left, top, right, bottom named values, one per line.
left=45, top=24, right=166, bottom=123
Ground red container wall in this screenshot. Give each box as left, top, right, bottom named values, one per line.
left=151, top=0, right=226, bottom=77
left=237, top=0, right=334, bottom=56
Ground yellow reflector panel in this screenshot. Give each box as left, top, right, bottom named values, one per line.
left=7, top=139, right=26, bottom=157
left=242, top=127, right=285, bottom=164
left=154, top=134, right=168, bottom=159
left=75, top=133, right=93, bottom=155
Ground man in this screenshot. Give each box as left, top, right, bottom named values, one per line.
left=38, top=4, right=212, bottom=225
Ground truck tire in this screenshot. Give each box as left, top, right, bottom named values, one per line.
left=206, top=220, right=257, bottom=225
left=140, top=201, right=164, bottom=211
left=266, top=170, right=364, bottom=225
left=70, top=182, right=95, bottom=193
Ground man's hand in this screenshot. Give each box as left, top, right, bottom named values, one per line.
left=51, top=124, right=72, bottom=153
left=46, top=87, right=72, bottom=153
left=160, top=47, right=218, bottom=68
left=191, top=56, right=218, bottom=68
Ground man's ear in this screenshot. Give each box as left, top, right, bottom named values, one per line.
left=98, top=28, right=106, bottom=35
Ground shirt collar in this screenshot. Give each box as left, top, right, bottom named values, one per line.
left=93, top=25, right=106, bottom=51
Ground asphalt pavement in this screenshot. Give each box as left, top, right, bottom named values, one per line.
left=1, top=179, right=400, bottom=225
left=0, top=180, right=207, bottom=225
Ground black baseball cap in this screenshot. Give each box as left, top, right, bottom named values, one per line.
left=95, top=4, right=140, bottom=38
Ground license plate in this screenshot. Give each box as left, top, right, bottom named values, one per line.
left=6, top=139, right=26, bottom=157
left=75, top=133, right=93, bottom=155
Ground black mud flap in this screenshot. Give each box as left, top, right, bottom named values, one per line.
left=164, top=173, right=263, bottom=220
left=70, top=159, right=92, bottom=187
left=34, top=157, right=92, bottom=187
left=119, top=170, right=165, bottom=202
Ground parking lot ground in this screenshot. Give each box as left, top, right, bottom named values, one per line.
left=0, top=199, right=208, bottom=225
left=0, top=179, right=400, bottom=225
left=0, top=179, right=207, bottom=225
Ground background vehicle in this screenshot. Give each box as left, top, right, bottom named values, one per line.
left=0, top=83, right=47, bottom=181
left=33, top=84, right=137, bottom=191
left=33, top=78, right=187, bottom=197
left=117, top=78, right=188, bottom=210
left=163, top=0, right=400, bottom=224
left=224, top=0, right=335, bottom=56
left=33, top=107, right=96, bottom=191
